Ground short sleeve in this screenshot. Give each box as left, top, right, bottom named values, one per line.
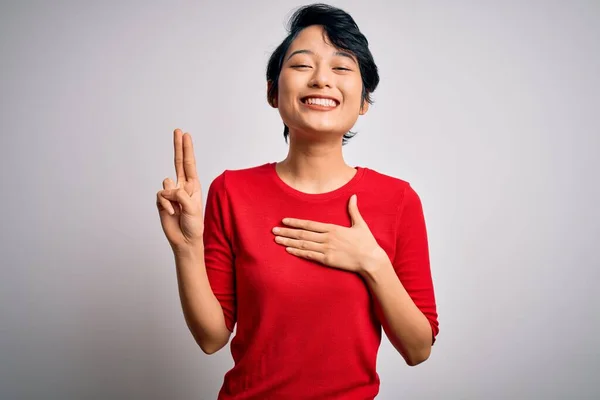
left=393, top=184, right=439, bottom=344
left=203, top=172, right=236, bottom=332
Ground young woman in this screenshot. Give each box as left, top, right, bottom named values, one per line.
left=156, top=4, right=439, bottom=399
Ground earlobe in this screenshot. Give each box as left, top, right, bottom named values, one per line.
left=359, top=100, right=369, bottom=115
left=267, top=81, right=278, bottom=108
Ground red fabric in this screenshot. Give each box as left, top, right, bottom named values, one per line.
left=203, top=163, right=438, bottom=400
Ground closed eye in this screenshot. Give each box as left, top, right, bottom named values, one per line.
left=291, top=65, right=312, bottom=69
left=334, top=67, right=352, bottom=71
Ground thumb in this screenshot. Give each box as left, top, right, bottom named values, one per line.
left=348, top=194, right=364, bottom=226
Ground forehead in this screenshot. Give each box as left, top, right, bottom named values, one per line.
left=286, top=25, right=347, bottom=57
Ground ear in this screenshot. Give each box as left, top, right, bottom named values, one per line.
left=359, top=99, right=369, bottom=115
left=267, top=81, right=278, bottom=108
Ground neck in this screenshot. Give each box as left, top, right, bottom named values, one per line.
left=276, top=131, right=357, bottom=194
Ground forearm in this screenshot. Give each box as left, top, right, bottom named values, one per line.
left=360, top=256, right=433, bottom=366
left=174, top=245, right=231, bottom=354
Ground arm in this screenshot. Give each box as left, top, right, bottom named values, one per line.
left=158, top=131, right=234, bottom=355
left=360, top=257, right=433, bottom=366
left=174, top=245, right=231, bottom=354
left=361, top=185, right=438, bottom=366
left=173, top=172, right=236, bottom=355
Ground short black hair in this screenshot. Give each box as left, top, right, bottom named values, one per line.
left=266, top=3, right=380, bottom=145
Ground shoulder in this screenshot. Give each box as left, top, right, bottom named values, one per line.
left=363, top=169, right=427, bottom=235
left=362, top=167, right=419, bottom=204
left=208, top=162, right=273, bottom=192
left=223, top=163, right=273, bottom=180
left=363, top=167, right=410, bottom=187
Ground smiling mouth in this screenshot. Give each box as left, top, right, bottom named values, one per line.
left=300, top=97, right=339, bottom=108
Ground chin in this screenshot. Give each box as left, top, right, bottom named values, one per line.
left=283, top=115, right=352, bottom=139
left=293, top=126, right=347, bottom=142
left=301, top=120, right=349, bottom=134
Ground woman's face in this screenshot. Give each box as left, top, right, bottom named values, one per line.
left=274, top=25, right=368, bottom=141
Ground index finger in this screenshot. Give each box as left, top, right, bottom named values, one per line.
left=182, top=133, right=198, bottom=180
left=281, top=218, right=332, bottom=233
left=173, top=129, right=185, bottom=184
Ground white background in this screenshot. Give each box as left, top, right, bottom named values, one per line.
left=1, top=0, right=598, bottom=398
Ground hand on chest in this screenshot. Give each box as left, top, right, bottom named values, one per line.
left=232, top=197, right=396, bottom=308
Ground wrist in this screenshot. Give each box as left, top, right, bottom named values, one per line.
left=358, top=247, right=391, bottom=279
left=172, top=242, right=204, bottom=260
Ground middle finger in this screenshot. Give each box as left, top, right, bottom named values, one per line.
left=272, top=227, right=326, bottom=243
left=183, top=133, right=198, bottom=181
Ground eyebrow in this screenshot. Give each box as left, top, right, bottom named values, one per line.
left=286, top=49, right=357, bottom=64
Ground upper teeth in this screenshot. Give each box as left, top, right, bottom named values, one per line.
left=305, top=98, right=336, bottom=107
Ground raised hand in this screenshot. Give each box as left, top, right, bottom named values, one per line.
left=156, top=129, right=204, bottom=251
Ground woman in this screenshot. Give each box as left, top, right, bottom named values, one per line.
left=156, top=4, right=439, bottom=399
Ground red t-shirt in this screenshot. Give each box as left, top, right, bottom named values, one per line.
left=203, top=162, right=439, bottom=400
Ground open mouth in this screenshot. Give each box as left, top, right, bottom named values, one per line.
left=300, top=97, right=339, bottom=108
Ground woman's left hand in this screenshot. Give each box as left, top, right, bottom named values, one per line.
left=272, top=194, right=387, bottom=274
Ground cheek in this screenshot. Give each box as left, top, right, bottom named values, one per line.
left=343, top=91, right=364, bottom=112
left=275, top=76, right=300, bottom=125
left=278, top=71, right=299, bottom=97
left=339, top=78, right=364, bottom=108
left=277, top=75, right=303, bottom=111
left=278, top=85, right=294, bottom=105
left=276, top=86, right=294, bottom=114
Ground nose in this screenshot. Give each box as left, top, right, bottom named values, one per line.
left=308, top=64, right=332, bottom=88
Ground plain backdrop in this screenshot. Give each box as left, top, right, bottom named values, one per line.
left=1, top=1, right=599, bottom=399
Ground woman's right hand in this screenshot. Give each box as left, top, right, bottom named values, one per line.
left=156, top=129, right=204, bottom=252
